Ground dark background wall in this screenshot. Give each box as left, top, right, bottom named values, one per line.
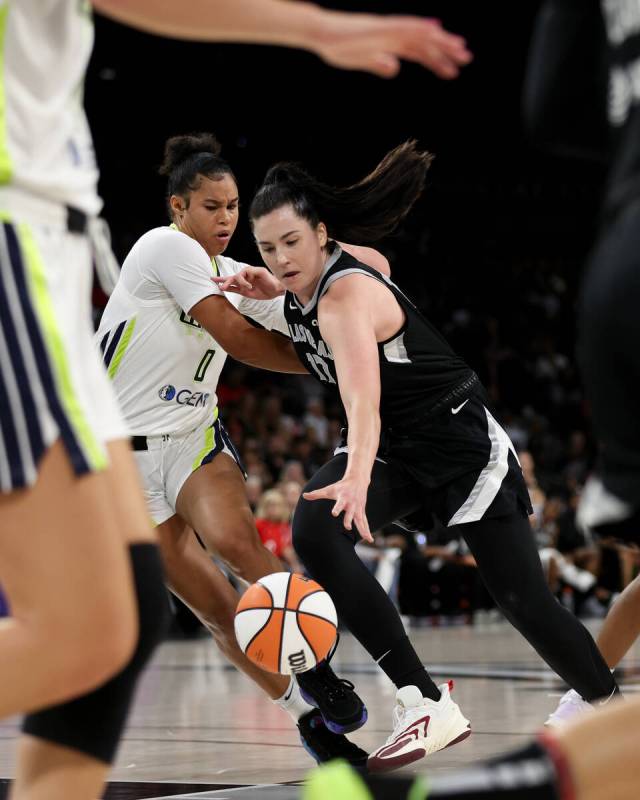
left=86, top=1, right=607, bottom=465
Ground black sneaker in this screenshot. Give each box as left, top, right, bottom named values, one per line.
left=296, top=640, right=367, bottom=734
left=298, top=710, right=368, bottom=767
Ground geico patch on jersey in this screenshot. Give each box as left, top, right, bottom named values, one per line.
left=158, top=385, right=211, bottom=407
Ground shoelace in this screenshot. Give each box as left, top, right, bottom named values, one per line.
left=310, top=663, right=357, bottom=703
left=304, top=631, right=359, bottom=704
left=392, top=703, right=405, bottom=730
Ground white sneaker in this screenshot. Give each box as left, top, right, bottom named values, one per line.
left=545, top=689, right=593, bottom=727
left=367, top=681, right=471, bottom=773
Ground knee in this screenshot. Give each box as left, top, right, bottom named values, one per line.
left=22, top=545, right=169, bottom=765
left=292, top=498, right=330, bottom=562
left=215, top=529, right=268, bottom=580
left=41, top=596, right=139, bottom=705
left=51, top=545, right=168, bottom=701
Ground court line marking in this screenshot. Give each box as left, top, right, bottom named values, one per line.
left=147, top=782, right=301, bottom=799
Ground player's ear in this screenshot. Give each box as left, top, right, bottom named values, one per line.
left=317, top=222, right=328, bottom=248
left=169, top=194, right=186, bottom=218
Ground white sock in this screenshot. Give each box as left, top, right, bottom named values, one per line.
left=274, top=677, right=315, bottom=722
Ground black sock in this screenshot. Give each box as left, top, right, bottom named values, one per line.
left=377, top=636, right=440, bottom=701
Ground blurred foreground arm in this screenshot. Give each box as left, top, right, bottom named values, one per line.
left=91, top=0, right=472, bottom=79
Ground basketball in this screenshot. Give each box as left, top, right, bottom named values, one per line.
left=234, top=572, right=338, bottom=675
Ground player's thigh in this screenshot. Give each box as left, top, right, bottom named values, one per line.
left=156, top=515, right=239, bottom=624
left=102, top=439, right=155, bottom=546
left=298, top=453, right=422, bottom=533
left=0, top=439, right=137, bottom=650
left=176, top=452, right=257, bottom=550
left=0, top=219, right=138, bottom=649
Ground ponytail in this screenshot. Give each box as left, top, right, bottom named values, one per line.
left=249, top=141, right=433, bottom=243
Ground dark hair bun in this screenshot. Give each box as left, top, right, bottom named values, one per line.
left=263, top=162, right=313, bottom=187
left=159, top=133, right=222, bottom=176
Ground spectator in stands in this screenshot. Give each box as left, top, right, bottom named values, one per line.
left=255, top=489, right=302, bottom=573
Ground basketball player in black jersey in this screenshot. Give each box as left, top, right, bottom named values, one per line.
left=214, top=140, right=618, bottom=775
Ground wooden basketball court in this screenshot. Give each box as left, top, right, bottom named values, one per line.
left=1, top=619, right=637, bottom=799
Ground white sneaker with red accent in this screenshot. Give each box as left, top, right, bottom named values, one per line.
left=544, top=689, right=594, bottom=728
left=367, top=681, right=471, bottom=773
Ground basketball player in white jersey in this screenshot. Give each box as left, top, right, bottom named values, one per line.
left=96, top=131, right=398, bottom=765
left=0, top=3, right=170, bottom=799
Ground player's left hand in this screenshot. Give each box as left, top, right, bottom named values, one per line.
left=303, top=477, right=373, bottom=543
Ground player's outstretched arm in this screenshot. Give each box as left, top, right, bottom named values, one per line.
left=303, top=277, right=382, bottom=543
left=189, top=294, right=306, bottom=374
left=91, top=0, right=472, bottom=79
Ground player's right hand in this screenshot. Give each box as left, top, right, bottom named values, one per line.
left=303, top=476, right=373, bottom=544
left=212, top=266, right=285, bottom=300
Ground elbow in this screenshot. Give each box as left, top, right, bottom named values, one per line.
left=214, top=332, right=254, bottom=365
left=208, top=331, right=243, bottom=361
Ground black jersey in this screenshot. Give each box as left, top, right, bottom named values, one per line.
left=601, top=0, right=640, bottom=215
left=284, top=246, right=477, bottom=430
left=524, top=0, right=640, bottom=216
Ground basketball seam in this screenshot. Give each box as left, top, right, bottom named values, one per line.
left=296, top=610, right=338, bottom=627
left=278, top=572, right=293, bottom=673
left=242, top=607, right=275, bottom=660
left=295, top=612, right=321, bottom=662
left=291, top=588, right=323, bottom=604
left=258, top=581, right=275, bottom=607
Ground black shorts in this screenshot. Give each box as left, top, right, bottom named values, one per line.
left=331, top=393, right=532, bottom=532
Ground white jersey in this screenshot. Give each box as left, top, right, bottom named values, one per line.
left=0, top=0, right=101, bottom=216
left=95, top=226, right=287, bottom=436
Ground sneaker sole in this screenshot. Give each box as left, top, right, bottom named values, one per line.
left=367, top=725, right=471, bottom=774
left=299, top=720, right=368, bottom=772
left=300, top=689, right=368, bottom=734
left=298, top=731, right=369, bottom=767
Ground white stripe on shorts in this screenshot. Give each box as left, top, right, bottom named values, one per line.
left=447, top=406, right=517, bottom=526
left=333, top=444, right=388, bottom=465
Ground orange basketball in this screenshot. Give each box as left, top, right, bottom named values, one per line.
left=234, top=572, right=338, bottom=675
